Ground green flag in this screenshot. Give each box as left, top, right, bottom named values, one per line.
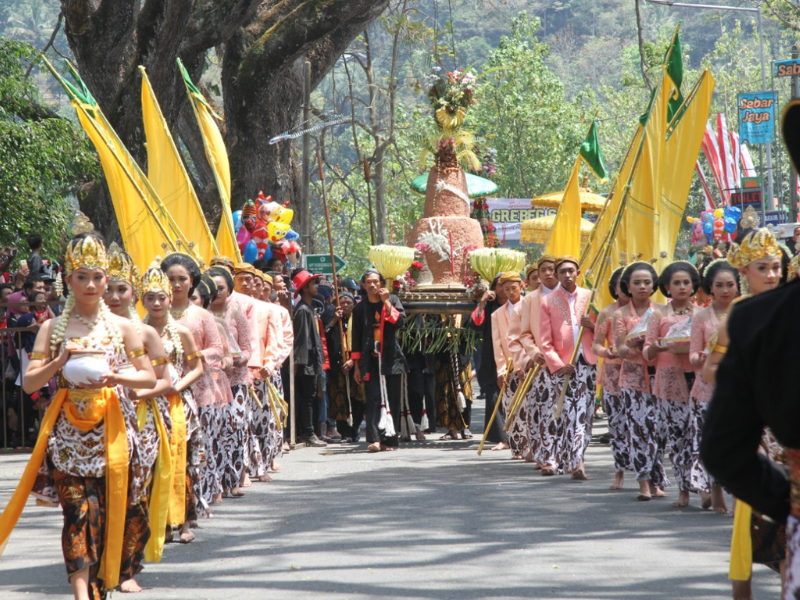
left=579, top=120, right=608, bottom=181
left=665, top=27, right=684, bottom=121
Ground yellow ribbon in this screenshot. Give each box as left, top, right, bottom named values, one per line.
left=0, top=387, right=129, bottom=590
left=166, top=394, right=186, bottom=527
left=141, top=400, right=171, bottom=563
left=729, top=499, right=753, bottom=580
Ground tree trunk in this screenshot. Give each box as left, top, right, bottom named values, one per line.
left=58, top=0, right=389, bottom=242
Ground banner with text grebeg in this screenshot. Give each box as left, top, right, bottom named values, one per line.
left=485, top=198, right=556, bottom=247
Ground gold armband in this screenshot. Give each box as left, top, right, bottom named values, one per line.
left=712, top=344, right=728, bottom=355
left=29, top=351, right=47, bottom=361
left=186, top=351, right=203, bottom=361
left=128, top=347, right=147, bottom=359
left=150, top=356, right=168, bottom=366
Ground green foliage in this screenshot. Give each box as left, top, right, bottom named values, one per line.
left=0, top=40, right=99, bottom=258
left=470, top=13, right=592, bottom=198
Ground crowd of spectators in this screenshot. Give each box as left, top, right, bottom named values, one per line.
left=0, top=235, right=63, bottom=447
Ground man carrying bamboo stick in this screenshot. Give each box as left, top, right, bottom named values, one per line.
left=538, top=256, right=597, bottom=479
left=490, top=272, right=527, bottom=458
left=508, top=255, right=560, bottom=469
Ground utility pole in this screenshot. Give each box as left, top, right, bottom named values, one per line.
left=301, top=60, right=313, bottom=254
left=792, top=44, right=800, bottom=223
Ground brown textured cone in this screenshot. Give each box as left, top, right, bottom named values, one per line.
left=424, top=166, right=470, bottom=218
left=411, top=216, right=484, bottom=286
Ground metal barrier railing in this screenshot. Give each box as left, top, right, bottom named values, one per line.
left=0, top=300, right=64, bottom=451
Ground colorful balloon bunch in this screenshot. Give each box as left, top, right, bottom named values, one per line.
left=687, top=206, right=741, bottom=246
left=233, top=191, right=301, bottom=264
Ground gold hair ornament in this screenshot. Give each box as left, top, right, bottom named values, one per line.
left=727, top=228, right=781, bottom=268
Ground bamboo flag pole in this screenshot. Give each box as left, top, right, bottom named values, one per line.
left=478, top=356, right=512, bottom=455
left=504, top=363, right=540, bottom=432
left=553, top=152, right=637, bottom=421
left=317, top=151, right=353, bottom=425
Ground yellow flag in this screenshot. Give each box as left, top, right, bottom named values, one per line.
left=73, top=105, right=174, bottom=273
left=544, top=157, right=582, bottom=259
left=42, top=57, right=188, bottom=274
left=625, top=71, right=670, bottom=267
left=658, top=71, right=715, bottom=268
left=177, top=59, right=241, bottom=261
left=140, top=67, right=218, bottom=265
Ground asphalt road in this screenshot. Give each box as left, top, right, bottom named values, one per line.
left=0, top=397, right=782, bottom=599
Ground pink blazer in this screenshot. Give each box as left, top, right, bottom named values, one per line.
left=539, top=286, right=597, bottom=373
left=491, top=300, right=520, bottom=379
left=508, top=290, right=542, bottom=375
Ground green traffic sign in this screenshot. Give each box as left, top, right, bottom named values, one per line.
left=304, top=254, right=346, bottom=275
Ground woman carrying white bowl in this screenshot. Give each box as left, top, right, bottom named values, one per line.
left=0, top=222, right=156, bottom=600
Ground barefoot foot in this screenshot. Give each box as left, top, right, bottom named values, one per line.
left=672, top=490, right=690, bottom=507
left=242, top=474, right=252, bottom=488
left=271, top=461, right=283, bottom=472
left=609, top=471, right=624, bottom=490
left=120, top=578, right=142, bottom=593
left=637, top=480, right=651, bottom=501
left=711, top=484, right=730, bottom=514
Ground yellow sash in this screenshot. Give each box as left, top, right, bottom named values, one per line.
left=136, top=399, right=172, bottom=563
left=729, top=499, right=753, bottom=580
left=166, top=394, right=186, bottom=527
left=0, top=386, right=129, bottom=590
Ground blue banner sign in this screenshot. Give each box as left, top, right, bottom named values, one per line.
left=737, top=92, right=777, bottom=145
left=775, top=58, right=800, bottom=77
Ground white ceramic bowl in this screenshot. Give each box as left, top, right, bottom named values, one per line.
left=63, top=353, right=110, bottom=386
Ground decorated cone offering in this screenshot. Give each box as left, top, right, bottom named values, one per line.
left=469, top=248, right=526, bottom=283
left=368, top=245, right=416, bottom=282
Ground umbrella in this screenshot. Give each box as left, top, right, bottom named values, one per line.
left=520, top=215, right=595, bottom=247
left=532, top=189, right=607, bottom=213
left=410, top=172, right=498, bottom=198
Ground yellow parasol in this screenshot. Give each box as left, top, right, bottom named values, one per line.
left=520, top=215, right=595, bottom=248
left=532, top=188, right=607, bottom=213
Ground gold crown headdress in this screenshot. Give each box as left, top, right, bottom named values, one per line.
left=139, top=259, right=172, bottom=300
left=107, top=242, right=140, bottom=287
left=788, top=254, right=800, bottom=283
left=64, top=212, right=107, bottom=275
left=739, top=206, right=760, bottom=230
left=727, top=228, right=781, bottom=268
left=161, top=240, right=205, bottom=270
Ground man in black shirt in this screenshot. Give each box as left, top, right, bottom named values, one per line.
left=291, top=270, right=327, bottom=448
left=349, top=269, right=407, bottom=452
left=26, top=234, right=44, bottom=277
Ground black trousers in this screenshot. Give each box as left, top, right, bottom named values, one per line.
left=337, top=400, right=365, bottom=441
left=481, top=380, right=507, bottom=444
left=295, top=373, right=318, bottom=439
left=364, top=372, right=401, bottom=447
left=407, top=368, right=425, bottom=425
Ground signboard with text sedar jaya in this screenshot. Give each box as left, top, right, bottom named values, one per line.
left=304, top=254, right=346, bottom=276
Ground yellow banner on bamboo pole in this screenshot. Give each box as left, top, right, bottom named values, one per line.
left=658, top=70, right=715, bottom=270
left=41, top=58, right=184, bottom=273
left=140, top=67, right=218, bottom=265
left=625, top=71, right=671, bottom=268
left=582, top=124, right=643, bottom=273
left=177, top=59, right=241, bottom=261
left=544, top=157, right=582, bottom=259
